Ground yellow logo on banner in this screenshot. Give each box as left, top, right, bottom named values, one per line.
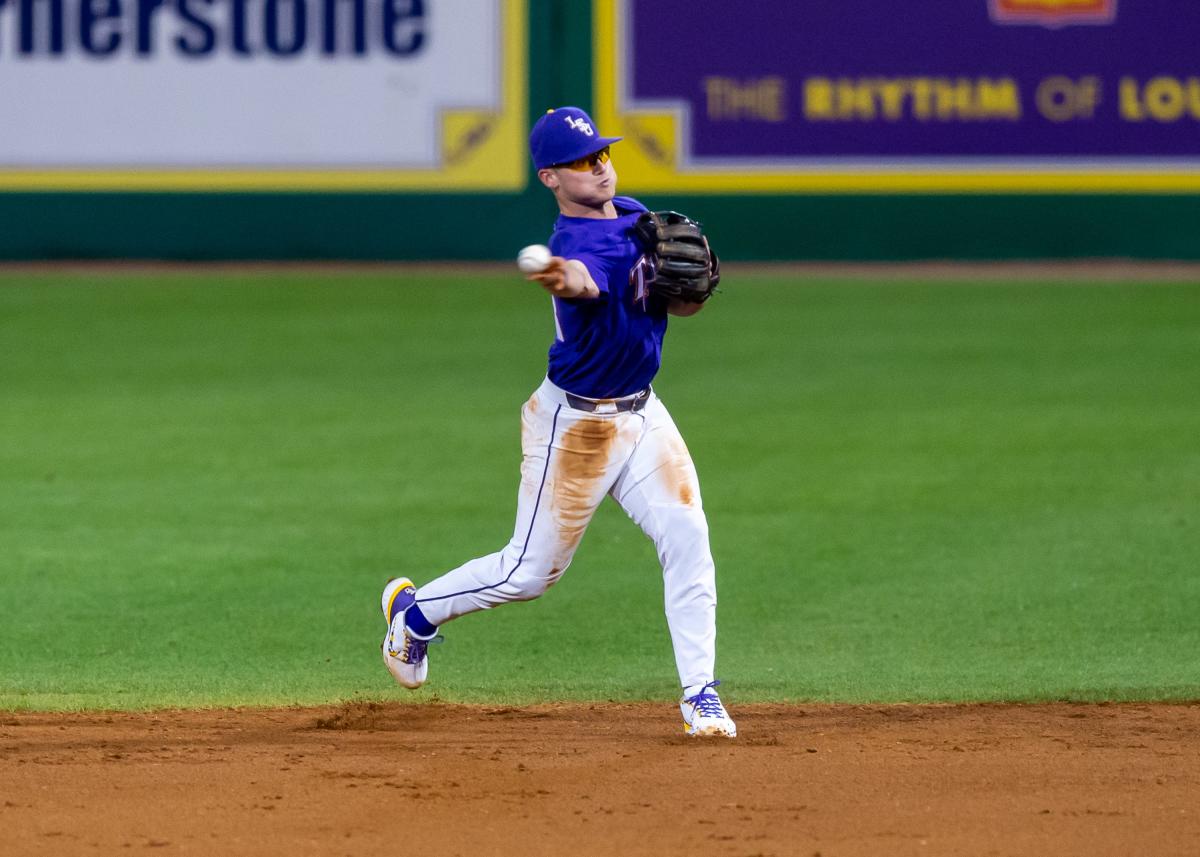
left=990, top=0, right=1116, bottom=26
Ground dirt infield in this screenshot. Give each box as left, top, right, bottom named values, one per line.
left=2, top=703, right=1198, bottom=856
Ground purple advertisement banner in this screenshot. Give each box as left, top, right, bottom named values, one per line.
left=628, top=0, right=1200, bottom=162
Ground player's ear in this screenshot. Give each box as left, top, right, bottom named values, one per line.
left=537, top=168, right=558, bottom=190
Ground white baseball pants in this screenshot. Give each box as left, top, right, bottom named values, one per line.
left=414, top=377, right=718, bottom=688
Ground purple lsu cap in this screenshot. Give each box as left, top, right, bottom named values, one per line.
left=529, top=107, right=623, bottom=169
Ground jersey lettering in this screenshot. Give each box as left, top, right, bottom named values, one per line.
left=629, top=253, right=655, bottom=310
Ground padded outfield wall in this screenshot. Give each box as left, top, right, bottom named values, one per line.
left=0, top=0, right=1198, bottom=260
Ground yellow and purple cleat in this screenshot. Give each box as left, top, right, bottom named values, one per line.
left=380, top=577, right=436, bottom=689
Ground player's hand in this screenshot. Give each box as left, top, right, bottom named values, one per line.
left=526, top=258, right=600, bottom=299
left=526, top=257, right=569, bottom=295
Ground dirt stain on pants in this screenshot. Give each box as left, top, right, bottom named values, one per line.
left=659, top=432, right=699, bottom=507
left=552, top=417, right=620, bottom=559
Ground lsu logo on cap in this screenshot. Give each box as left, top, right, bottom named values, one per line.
left=565, top=116, right=595, bottom=137
left=989, top=0, right=1117, bottom=27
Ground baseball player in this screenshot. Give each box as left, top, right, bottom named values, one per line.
left=380, top=106, right=735, bottom=738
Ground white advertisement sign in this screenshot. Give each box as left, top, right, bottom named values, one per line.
left=0, top=0, right=527, bottom=189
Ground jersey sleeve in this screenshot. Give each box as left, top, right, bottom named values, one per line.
left=568, top=253, right=609, bottom=295
left=549, top=232, right=610, bottom=297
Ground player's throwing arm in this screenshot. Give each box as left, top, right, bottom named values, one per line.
left=519, top=243, right=599, bottom=299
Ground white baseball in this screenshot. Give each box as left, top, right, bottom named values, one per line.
left=517, top=244, right=553, bottom=274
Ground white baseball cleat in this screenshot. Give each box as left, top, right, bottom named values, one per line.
left=680, top=680, right=737, bottom=738
left=380, top=577, right=436, bottom=689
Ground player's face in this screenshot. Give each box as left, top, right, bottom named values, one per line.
left=540, top=147, right=617, bottom=209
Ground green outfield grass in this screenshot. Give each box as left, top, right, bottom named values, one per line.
left=1, top=268, right=1198, bottom=711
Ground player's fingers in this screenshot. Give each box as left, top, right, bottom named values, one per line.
left=531, top=278, right=568, bottom=295
left=535, top=258, right=566, bottom=280
left=526, top=268, right=567, bottom=293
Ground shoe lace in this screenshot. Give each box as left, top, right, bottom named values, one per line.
left=394, top=632, right=444, bottom=664
left=685, top=680, right=726, bottom=718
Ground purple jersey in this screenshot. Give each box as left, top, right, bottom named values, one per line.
left=545, top=196, right=668, bottom=399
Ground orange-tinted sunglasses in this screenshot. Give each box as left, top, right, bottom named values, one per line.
left=554, top=146, right=611, bottom=172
